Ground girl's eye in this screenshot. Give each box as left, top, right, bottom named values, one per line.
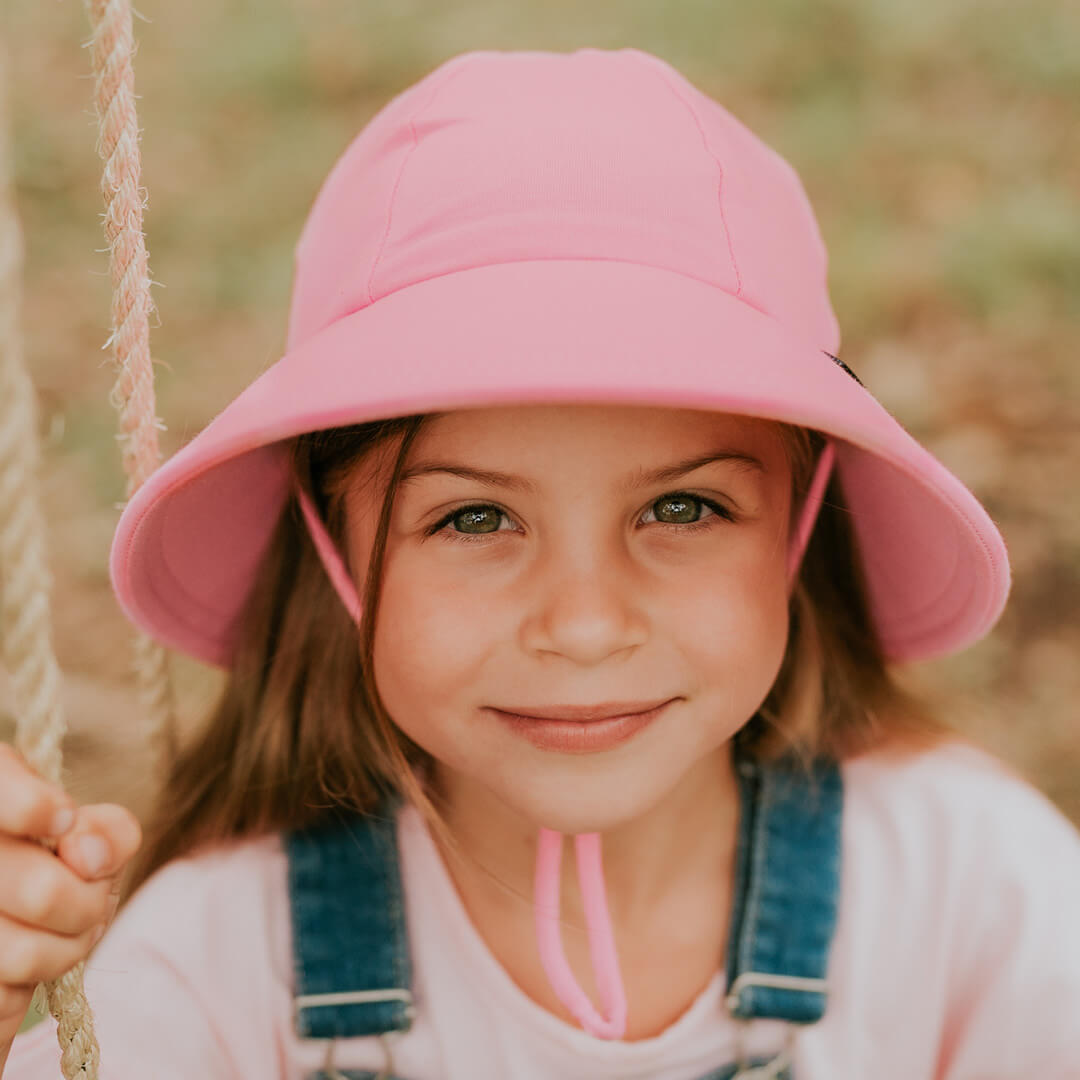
left=641, top=493, right=734, bottom=531
left=426, top=492, right=734, bottom=545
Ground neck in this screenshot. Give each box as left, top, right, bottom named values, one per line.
left=427, top=743, right=740, bottom=933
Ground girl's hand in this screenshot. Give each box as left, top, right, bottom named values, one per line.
left=0, top=741, right=143, bottom=1046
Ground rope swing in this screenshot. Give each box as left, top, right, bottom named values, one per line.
left=0, top=49, right=103, bottom=1080
left=81, top=0, right=177, bottom=765
left=1, top=0, right=175, bottom=1073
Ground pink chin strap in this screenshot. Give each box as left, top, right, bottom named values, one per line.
left=295, top=438, right=836, bottom=1040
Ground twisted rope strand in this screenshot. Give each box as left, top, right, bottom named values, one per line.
left=82, top=0, right=176, bottom=759
left=0, top=47, right=101, bottom=1080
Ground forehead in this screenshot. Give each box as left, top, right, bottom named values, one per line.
left=408, top=404, right=785, bottom=462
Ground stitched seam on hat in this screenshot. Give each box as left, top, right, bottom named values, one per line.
left=634, top=60, right=744, bottom=297
left=365, top=61, right=477, bottom=305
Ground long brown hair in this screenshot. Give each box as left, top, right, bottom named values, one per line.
left=121, top=412, right=951, bottom=902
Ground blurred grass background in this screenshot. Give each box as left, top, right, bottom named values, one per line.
left=2, top=0, right=1079, bottom=1032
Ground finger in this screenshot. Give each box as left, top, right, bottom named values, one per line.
left=0, top=911, right=102, bottom=988
left=55, top=804, right=143, bottom=882
left=0, top=835, right=113, bottom=936
left=0, top=743, right=76, bottom=839
left=0, top=983, right=37, bottom=1042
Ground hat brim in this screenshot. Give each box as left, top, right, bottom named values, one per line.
left=110, top=258, right=1010, bottom=667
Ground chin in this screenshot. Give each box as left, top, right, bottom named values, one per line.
left=495, top=766, right=677, bottom=837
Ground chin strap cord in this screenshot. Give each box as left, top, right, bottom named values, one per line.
left=787, top=439, right=835, bottom=585
left=534, top=829, right=628, bottom=1039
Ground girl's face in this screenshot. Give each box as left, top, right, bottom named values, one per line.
left=344, top=404, right=793, bottom=836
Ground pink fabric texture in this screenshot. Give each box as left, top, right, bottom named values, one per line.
left=9, top=741, right=1080, bottom=1078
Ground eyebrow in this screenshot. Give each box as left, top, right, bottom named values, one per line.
left=398, top=449, right=766, bottom=495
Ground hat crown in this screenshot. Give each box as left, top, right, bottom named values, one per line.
left=286, top=47, right=840, bottom=354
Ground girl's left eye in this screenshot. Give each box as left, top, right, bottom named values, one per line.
left=426, top=492, right=735, bottom=545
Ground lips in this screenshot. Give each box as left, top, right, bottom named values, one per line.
left=490, top=698, right=674, bottom=722
left=492, top=700, right=673, bottom=753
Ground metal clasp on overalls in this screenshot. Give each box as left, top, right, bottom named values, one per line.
left=320, top=1032, right=399, bottom=1080
left=732, top=1020, right=796, bottom=1080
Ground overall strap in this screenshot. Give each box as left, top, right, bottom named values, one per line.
left=284, top=794, right=416, bottom=1039
left=723, top=744, right=844, bottom=1024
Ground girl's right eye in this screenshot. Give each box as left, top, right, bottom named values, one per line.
left=426, top=504, right=513, bottom=545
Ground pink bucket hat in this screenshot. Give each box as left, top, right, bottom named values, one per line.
left=109, top=47, right=1010, bottom=1039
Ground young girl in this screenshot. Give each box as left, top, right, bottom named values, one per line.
left=3, top=46, right=1079, bottom=1080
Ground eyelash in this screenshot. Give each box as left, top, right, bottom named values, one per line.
left=425, top=492, right=736, bottom=546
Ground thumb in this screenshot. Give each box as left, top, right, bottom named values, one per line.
left=54, top=803, right=143, bottom=882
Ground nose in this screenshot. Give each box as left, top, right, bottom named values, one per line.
left=518, top=543, right=649, bottom=665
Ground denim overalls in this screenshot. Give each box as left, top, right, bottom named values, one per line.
left=284, top=741, right=843, bottom=1080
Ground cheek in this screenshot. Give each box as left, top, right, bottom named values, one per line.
left=368, top=552, right=495, bottom=750
left=673, top=538, right=791, bottom=704
left=343, top=502, right=458, bottom=737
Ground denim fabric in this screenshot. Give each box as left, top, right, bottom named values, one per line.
left=723, top=752, right=843, bottom=1023
left=285, top=802, right=415, bottom=1039
left=283, top=740, right=842, bottom=1079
